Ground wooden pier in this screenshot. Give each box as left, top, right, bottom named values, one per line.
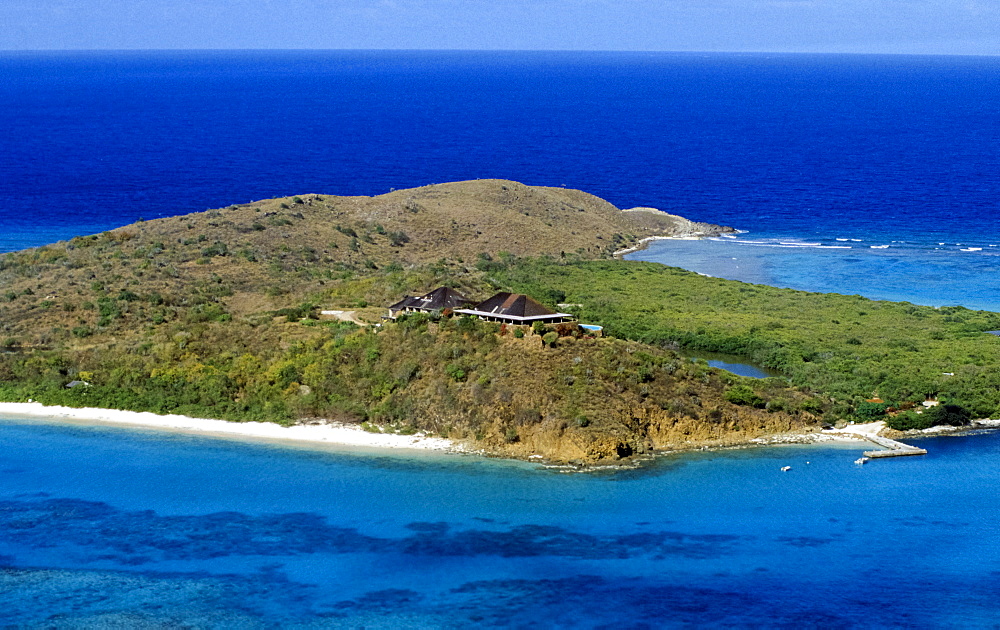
left=862, top=434, right=927, bottom=458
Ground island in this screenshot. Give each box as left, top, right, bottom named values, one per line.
left=2, top=179, right=998, bottom=464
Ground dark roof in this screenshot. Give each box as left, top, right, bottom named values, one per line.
left=411, top=286, right=473, bottom=311
left=467, top=292, right=557, bottom=318
left=389, top=287, right=473, bottom=313
left=388, top=295, right=420, bottom=311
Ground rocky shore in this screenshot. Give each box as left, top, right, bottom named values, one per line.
left=612, top=208, right=736, bottom=257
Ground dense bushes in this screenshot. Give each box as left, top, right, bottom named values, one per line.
left=855, top=401, right=892, bottom=420
left=885, top=404, right=973, bottom=431
left=493, top=258, right=1000, bottom=419
left=724, top=385, right=765, bottom=408
left=0, top=307, right=817, bottom=451
left=7, top=237, right=998, bottom=445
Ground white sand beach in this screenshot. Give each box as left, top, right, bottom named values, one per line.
left=749, top=421, right=886, bottom=447
left=823, top=420, right=886, bottom=440
left=0, top=402, right=456, bottom=452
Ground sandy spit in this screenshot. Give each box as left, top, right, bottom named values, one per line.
left=0, top=402, right=457, bottom=452
left=612, top=235, right=694, bottom=258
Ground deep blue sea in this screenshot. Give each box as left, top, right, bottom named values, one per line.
left=4, top=50, right=1000, bottom=625
left=3, top=51, right=999, bottom=307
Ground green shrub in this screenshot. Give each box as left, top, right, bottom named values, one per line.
left=884, top=404, right=972, bottom=431
left=273, top=302, right=318, bottom=321
left=885, top=411, right=934, bottom=431
left=186, top=303, right=231, bottom=323
left=855, top=401, right=891, bottom=420
left=724, top=385, right=766, bottom=408
left=200, top=241, right=229, bottom=258
left=96, top=297, right=120, bottom=320
left=445, top=363, right=466, bottom=382
left=765, top=399, right=787, bottom=413
left=475, top=252, right=505, bottom=272
left=800, top=398, right=825, bottom=415
left=925, top=403, right=972, bottom=426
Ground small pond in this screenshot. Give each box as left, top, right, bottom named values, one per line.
left=680, top=350, right=783, bottom=379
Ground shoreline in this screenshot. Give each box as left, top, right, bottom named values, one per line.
left=612, top=232, right=733, bottom=259
left=612, top=216, right=739, bottom=259
left=751, top=419, right=1000, bottom=449
left=3, top=402, right=992, bottom=467
left=612, top=235, right=695, bottom=258
left=0, top=401, right=868, bottom=466
left=0, top=402, right=459, bottom=453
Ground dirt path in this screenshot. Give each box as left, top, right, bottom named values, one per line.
left=320, top=310, right=367, bottom=326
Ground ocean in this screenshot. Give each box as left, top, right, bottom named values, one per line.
left=4, top=50, right=1000, bottom=626
left=4, top=415, right=1000, bottom=627
left=4, top=51, right=998, bottom=307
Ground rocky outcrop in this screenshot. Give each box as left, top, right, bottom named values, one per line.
left=621, top=207, right=736, bottom=238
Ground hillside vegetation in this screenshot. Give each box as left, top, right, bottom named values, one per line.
left=3, top=179, right=992, bottom=460
left=493, top=258, right=1000, bottom=429
left=0, top=179, right=727, bottom=344
left=0, top=314, right=816, bottom=462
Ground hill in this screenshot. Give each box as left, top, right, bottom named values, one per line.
left=0, top=180, right=825, bottom=464
left=0, top=180, right=730, bottom=344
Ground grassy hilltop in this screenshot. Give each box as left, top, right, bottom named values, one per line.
left=2, top=179, right=996, bottom=461
left=0, top=179, right=725, bottom=341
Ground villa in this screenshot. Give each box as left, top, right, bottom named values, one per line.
left=388, top=288, right=574, bottom=326
left=454, top=292, right=574, bottom=325
left=387, top=287, right=474, bottom=319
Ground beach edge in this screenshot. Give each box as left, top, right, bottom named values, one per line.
left=0, top=402, right=459, bottom=453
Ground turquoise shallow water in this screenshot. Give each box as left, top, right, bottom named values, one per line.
left=3, top=415, right=1000, bottom=627
left=630, top=236, right=1000, bottom=312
